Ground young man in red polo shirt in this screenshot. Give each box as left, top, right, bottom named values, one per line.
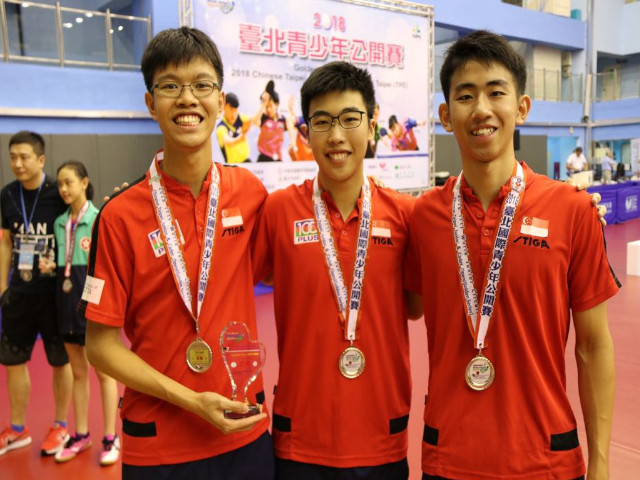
left=407, top=30, right=619, bottom=480
left=82, top=27, right=273, bottom=479
left=253, top=61, right=422, bottom=479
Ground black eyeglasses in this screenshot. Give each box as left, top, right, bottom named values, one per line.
left=307, top=110, right=366, bottom=132
left=151, top=80, right=220, bottom=98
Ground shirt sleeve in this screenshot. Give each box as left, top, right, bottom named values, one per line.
left=568, top=195, right=620, bottom=312
left=404, top=198, right=423, bottom=294
left=216, top=123, right=227, bottom=147
left=251, top=194, right=275, bottom=285
left=82, top=209, right=133, bottom=327
left=1, top=189, right=11, bottom=231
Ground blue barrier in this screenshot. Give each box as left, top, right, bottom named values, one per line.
left=617, top=186, right=640, bottom=222
left=588, top=181, right=640, bottom=224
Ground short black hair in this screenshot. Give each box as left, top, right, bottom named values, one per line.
left=440, top=30, right=527, bottom=104
left=388, top=115, right=398, bottom=129
left=225, top=92, right=239, bottom=108
left=10, top=131, right=45, bottom=156
left=300, top=61, right=376, bottom=122
left=57, top=160, right=94, bottom=201
left=141, top=27, right=224, bottom=92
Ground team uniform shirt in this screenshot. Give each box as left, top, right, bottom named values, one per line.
left=406, top=162, right=620, bottom=480
left=81, top=160, right=269, bottom=466
left=258, top=113, right=286, bottom=160
left=253, top=179, right=415, bottom=468
left=293, top=133, right=314, bottom=161
left=53, top=202, right=98, bottom=337
left=216, top=114, right=250, bottom=164
left=0, top=176, right=66, bottom=293
left=391, top=119, right=418, bottom=151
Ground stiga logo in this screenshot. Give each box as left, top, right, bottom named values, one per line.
left=293, top=219, right=318, bottom=245
left=625, top=195, right=638, bottom=213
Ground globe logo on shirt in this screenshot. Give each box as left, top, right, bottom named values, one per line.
left=80, top=236, right=91, bottom=251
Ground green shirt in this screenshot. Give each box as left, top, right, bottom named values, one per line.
left=53, top=201, right=99, bottom=267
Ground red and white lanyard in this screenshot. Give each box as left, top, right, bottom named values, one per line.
left=148, top=151, right=220, bottom=333
left=63, top=201, right=90, bottom=278
left=312, top=177, right=372, bottom=341
left=452, top=162, right=525, bottom=349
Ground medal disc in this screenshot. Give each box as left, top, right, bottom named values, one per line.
left=186, top=338, right=213, bottom=373
left=465, top=354, right=495, bottom=391
left=62, top=278, right=73, bottom=294
left=339, top=346, right=365, bottom=379
left=20, top=270, right=33, bottom=282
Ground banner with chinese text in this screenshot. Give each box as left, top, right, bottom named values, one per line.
left=195, top=0, right=432, bottom=191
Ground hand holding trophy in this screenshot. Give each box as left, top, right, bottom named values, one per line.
left=220, top=322, right=266, bottom=419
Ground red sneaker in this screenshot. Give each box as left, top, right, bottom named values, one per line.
left=0, top=425, right=32, bottom=456
left=40, top=424, right=70, bottom=456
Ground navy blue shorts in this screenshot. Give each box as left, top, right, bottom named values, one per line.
left=423, top=475, right=585, bottom=480
left=122, top=431, right=274, bottom=480
left=276, top=457, right=409, bottom=480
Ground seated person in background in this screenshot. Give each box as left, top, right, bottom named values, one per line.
left=566, top=147, right=588, bottom=177
left=614, top=161, right=627, bottom=182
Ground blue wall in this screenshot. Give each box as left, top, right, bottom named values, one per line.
left=423, top=0, right=584, bottom=50
left=0, top=0, right=635, bottom=141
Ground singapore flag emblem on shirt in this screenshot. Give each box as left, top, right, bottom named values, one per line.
left=221, top=208, right=243, bottom=227
left=520, top=216, right=549, bottom=238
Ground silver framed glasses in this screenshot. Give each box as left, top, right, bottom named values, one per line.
left=151, top=80, right=220, bottom=98
left=308, top=110, right=366, bottom=132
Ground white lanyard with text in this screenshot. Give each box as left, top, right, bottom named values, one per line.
left=148, top=150, right=219, bottom=373
left=312, top=176, right=371, bottom=379
left=452, top=161, right=525, bottom=390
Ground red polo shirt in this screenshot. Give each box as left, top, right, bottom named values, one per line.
left=407, top=162, right=619, bottom=480
left=83, top=161, right=269, bottom=466
left=253, top=178, right=415, bottom=467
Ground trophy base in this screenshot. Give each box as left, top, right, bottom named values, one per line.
left=224, top=404, right=262, bottom=420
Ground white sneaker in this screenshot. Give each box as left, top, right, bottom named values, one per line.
left=99, top=435, right=120, bottom=466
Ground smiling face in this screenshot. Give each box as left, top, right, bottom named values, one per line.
left=144, top=57, right=223, bottom=157
left=308, top=89, right=374, bottom=190
left=439, top=60, right=530, bottom=168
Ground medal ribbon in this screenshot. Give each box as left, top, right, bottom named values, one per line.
left=148, top=151, right=220, bottom=333
left=312, top=177, right=372, bottom=341
left=452, top=162, right=525, bottom=349
left=63, top=201, right=90, bottom=278
left=19, top=173, right=45, bottom=234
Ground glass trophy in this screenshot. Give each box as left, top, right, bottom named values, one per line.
left=220, top=322, right=266, bottom=419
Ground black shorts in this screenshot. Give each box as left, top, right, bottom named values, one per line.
left=0, top=288, right=68, bottom=367
left=62, top=332, right=86, bottom=346
left=123, top=431, right=274, bottom=480
left=276, top=457, right=409, bottom=480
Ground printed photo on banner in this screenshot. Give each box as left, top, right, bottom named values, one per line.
left=195, top=0, right=433, bottom=191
